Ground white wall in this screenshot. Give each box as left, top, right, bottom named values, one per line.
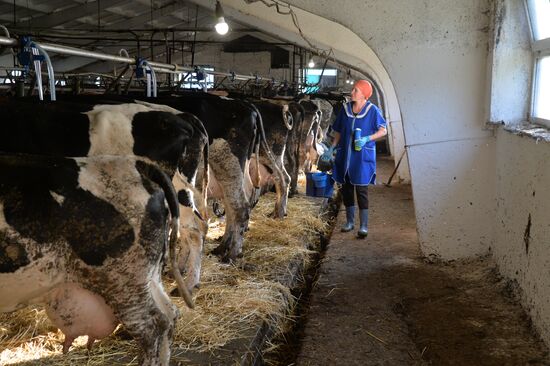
left=185, top=45, right=290, bottom=81
left=494, top=128, right=550, bottom=346
left=278, top=0, right=496, bottom=259
left=489, top=0, right=550, bottom=347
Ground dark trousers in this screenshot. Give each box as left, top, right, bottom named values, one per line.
left=342, top=175, right=369, bottom=209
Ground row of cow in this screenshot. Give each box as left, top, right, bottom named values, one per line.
left=0, top=91, right=343, bottom=365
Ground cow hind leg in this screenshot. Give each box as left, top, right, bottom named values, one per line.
left=208, top=140, right=251, bottom=262
left=211, top=200, right=246, bottom=262
left=110, top=282, right=177, bottom=366
left=261, top=155, right=290, bottom=219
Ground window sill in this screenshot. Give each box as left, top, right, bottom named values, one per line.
left=487, top=121, right=550, bottom=142
left=502, top=121, right=550, bottom=142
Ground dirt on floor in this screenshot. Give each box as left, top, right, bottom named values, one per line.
left=274, top=156, right=549, bottom=366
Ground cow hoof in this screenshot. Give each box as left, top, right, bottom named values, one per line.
left=269, top=211, right=284, bottom=219
left=211, top=244, right=227, bottom=256
left=113, top=327, right=133, bottom=340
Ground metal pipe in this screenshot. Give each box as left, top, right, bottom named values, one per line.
left=0, top=25, right=9, bottom=38
left=33, top=43, right=56, bottom=101
left=0, top=35, right=275, bottom=82
left=31, top=47, right=43, bottom=100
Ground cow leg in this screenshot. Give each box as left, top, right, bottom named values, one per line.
left=260, top=155, right=290, bottom=218
left=244, top=158, right=261, bottom=208
left=106, top=276, right=178, bottom=366
left=285, top=147, right=298, bottom=198
left=209, top=174, right=248, bottom=261
left=208, top=139, right=250, bottom=262
left=63, top=336, right=75, bottom=354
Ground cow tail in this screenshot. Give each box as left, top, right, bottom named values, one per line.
left=191, top=114, right=210, bottom=215
left=202, top=135, right=209, bottom=216
left=282, top=105, right=293, bottom=131
left=315, top=110, right=323, bottom=143
left=138, top=160, right=195, bottom=309
left=249, top=102, right=286, bottom=184
left=253, top=113, right=261, bottom=190
left=183, top=113, right=209, bottom=217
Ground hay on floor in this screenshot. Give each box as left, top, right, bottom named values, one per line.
left=0, top=191, right=328, bottom=365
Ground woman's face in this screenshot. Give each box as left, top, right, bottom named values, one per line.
left=351, top=86, right=365, bottom=102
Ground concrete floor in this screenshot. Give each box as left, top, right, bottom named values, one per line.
left=295, top=156, right=549, bottom=366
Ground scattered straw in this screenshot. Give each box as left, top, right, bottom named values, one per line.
left=0, top=190, right=328, bottom=365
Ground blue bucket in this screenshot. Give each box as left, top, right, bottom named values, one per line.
left=306, top=172, right=335, bottom=198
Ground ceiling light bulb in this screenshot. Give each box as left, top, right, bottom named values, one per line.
left=215, top=18, right=229, bottom=35
left=215, top=1, right=229, bottom=35
left=308, top=59, right=315, bottom=68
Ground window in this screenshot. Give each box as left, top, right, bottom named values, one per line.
left=1, top=69, right=22, bottom=84
left=526, top=0, right=550, bottom=125
left=301, top=68, right=338, bottom=93
left=534, top=56, right=550, bottom=120
left=175, top=67, right=215, bottom=90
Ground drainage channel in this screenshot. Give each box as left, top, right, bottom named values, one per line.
left=261, top=196, right=340, bottom=366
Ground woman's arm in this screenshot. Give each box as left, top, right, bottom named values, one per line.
left=368, top=126, right=387, bottom=141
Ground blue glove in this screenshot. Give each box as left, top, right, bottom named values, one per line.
left=354, top=135, right=370, bottom=151
left=320, top=146, right=335, bottom=162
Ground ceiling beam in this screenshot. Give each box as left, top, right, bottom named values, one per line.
left=102, top=1, right=188, bottom=30
left=5, top=0, right=132, bottom=29
left=0, top=0, right=54, bottom=15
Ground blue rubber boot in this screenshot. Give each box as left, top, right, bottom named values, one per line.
left=357, top=209, right=368, bottom=238
left=341, top=206, right=355, bottom=232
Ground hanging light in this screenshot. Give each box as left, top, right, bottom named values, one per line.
left=215, top=1, right=229, bottom=35
left=345, top=69, right=352, bottom=84
left=308, top=57, right=315, bottom=68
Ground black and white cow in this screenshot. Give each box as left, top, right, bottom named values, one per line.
left=0, top=99, right=213, bottom=358
left=0, top=153, right=188, bottom=365
left=0, top=98, right=210, bottom=288
left=135, top=93, right=262, bottom=262
left=43, top=93, right=260, bottom=263
left=244, top=98, right=293, bottom=217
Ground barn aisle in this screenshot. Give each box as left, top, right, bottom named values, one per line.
left=295, top=156, right=549, bottom=366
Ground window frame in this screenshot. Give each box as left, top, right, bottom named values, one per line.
left=525, top=0, right=550, bottom=126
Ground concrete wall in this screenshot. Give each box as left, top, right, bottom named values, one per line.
left=489, top=0, right=550, bottom=347
left=279, top=0, right=496, bottom=259
left=494, top=128, right=550, bottom=346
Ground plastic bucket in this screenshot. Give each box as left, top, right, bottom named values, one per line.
left=306, top=172, right=335, bottom=198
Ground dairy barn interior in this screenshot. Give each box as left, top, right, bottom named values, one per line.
left=0, top=0, right=549, bottom=365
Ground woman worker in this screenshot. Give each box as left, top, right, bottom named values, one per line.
left=320, top=79, right=387, bottom=238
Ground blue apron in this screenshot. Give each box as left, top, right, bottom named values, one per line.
left=331, top=101, right=386, bottom=186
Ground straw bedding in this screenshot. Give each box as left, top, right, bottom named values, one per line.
left=0, top=190, right=328, bottom=365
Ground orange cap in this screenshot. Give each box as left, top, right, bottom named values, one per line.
left=354, top=79, right=373, bottom=100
